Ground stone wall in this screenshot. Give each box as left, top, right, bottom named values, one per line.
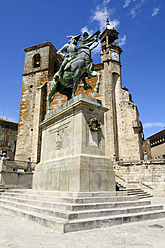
left=0, top=119, right=18, bottom=160
left=15, top=42, right=61, bottom=163
left=116, top=89, right=143, bottom=160
left=115, top=162, right=165, bottom=196
left=151, top=143, right=165, bottom=159
left=147, top=129, right=165, bottom=159
left=0, top=171, right=33, bottom=188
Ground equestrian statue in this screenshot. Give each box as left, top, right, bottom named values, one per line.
left=48, top=30, right=101, bottom=112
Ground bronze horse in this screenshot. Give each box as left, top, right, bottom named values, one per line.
left=48, top=30, right=101, bottom=112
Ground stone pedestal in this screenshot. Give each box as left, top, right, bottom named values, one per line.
left=33, top=94, right=115, bottom=191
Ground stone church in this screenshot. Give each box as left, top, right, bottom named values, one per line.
left=15, top=21, right=143, bottom=164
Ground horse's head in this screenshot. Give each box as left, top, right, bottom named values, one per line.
left=78, top=30, right=100, bottom=49
left=83, top=30, right=100, bottom=43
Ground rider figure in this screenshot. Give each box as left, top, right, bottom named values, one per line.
left=55, top=34, right=81, bottom=80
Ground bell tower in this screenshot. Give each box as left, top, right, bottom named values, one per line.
left=99, top=18, right=143, bottom=161
left=99, top=18, right=122, bottom=160
left=15, top=42, right=61, bottom=163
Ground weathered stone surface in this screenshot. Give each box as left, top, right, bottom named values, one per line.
left=0, top=171, right=33, bottom=188
left=115, top=162, right=165, bottom=196
left=15, top=42, right=62, bottom=163
left=0, top=119, right=18, bottom=160
left=33, top=95, right=115, bottom=192
left=0, top=189, right=165, bottom=234
left=1, top=199, right=165, bottom=248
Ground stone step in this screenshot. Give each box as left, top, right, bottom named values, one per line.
left=128, top=191, right=147, bottom=196
left=118, top=187, right=153, bottom=199
left=128, top=192, right=151, bottom=196
left=0, top=195, right=151, bottom=211
left=0, top=202, right=164, bottom=233
left=138, top=195, right=154, bottom=199
left=64, top=210, right=165, bottom=233
left=0, top=189, right=6, bottom=192
left=6, top=189, right=126, bottom=197
left=0, top=203, right=65, bottom=233
left=0, top=198, right=160, bottom=220
left=1, top=192, right=138, bottom=203
left=127, top=191, right=151, bottom=195
left=0, top=186, right=8, bottom=190
left=127, top=188, right=146, bottom=191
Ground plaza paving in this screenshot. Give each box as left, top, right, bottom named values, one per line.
left=0, top=197, right=165, bottom=248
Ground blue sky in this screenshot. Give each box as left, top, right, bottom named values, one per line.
left=0, top=0, right=164, bottom=138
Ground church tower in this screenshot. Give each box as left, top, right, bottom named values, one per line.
left=15, top=42, right=61, bottom=163
left=99, top=18, right=143, bottom=160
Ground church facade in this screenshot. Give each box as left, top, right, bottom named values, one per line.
left=15, top=22, right=143, bottom=163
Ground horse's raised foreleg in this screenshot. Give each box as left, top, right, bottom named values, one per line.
left=72, top=68, right=81, bottom=98
left=88, top=70, right=101, bottom=93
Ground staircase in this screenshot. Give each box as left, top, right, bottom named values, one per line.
left=0, top=184, right=8, bottom=193
left=0, top=189, right=165, bottom=233
left=115, top=163, right=165, bottom=197
left=116, top=182, right=153, bottom=199
left=120, top=188, right=153, bottom=199
left=116, top=174, right=153, bottom=199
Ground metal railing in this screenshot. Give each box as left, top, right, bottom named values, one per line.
left=140, top=182, right=154, bottom=190
left=115, top=174, right=154, bottom=190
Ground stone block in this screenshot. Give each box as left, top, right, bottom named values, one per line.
left=33, top=95, right=115, bottom=192
left=33, top=155, right=115, bottom=192
left=0, top=171, right=33, bottom=188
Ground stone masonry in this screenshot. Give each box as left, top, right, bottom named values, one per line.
left=15, top=42, right=62, bottom=163
left=115, top=162, right=165, bottom=196
left=147, top=129, right=165, bottom=159
left=33, top=94, right=115, bottom=191
left=0, top=118, right=18, bottom=160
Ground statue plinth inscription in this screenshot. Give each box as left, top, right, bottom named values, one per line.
left=33, top=95, right=115, bottom=192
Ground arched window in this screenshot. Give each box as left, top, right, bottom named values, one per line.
left=33, top=54, right=40, bottom=68
left=3, top=133, right=9, bottom=146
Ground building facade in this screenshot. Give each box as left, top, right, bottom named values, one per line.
left=15, top=42, right=62, bottom=163
left=0, top=118, right=18, bottom=160
left=15, top=21, right=143, bottom=163
left=147, top=129, right=165, bottom=159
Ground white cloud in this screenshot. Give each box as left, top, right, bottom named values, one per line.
left=123, top=0, right=131, bottom=8
left=130, top=8, right=136, bottom=18
left=151, top=7, right=160, bottom=17
left=109, top=19, right=120, bottom=29
left=92, top=43, right=101, bottom=55
left=143, top=122, right=165, bottom=128
left=103, top=0, right=111, bottom=4
left=119, top=35, right=127, bottom=46
left=91, top=2, right=119, bottom=32
left=92, top=6, right=109, bottom=31
left=130, top=0, right=146, bottom=18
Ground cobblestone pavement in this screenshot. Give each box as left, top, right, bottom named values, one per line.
left=0, top=197, right=165, bottom=248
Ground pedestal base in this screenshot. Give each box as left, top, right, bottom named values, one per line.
left=33, top=154, right=115, bottom=191
left=33, top=95, right=115, bottom=192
